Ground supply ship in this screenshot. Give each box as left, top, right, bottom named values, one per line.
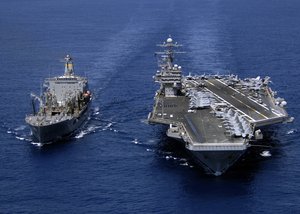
left=25, top=55, right=92, bottom=144
left=148, top=37, right=291, bottom=175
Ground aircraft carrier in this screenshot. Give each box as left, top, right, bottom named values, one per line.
left=25, top=55, right=92, bottom=144
left=148, top=37, right=291, bottom=175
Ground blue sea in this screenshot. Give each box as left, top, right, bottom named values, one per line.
left=0, top=0, right=299, bottom=213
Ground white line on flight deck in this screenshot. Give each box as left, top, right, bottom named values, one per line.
left=230, top=95, right=268, bottom=119
left=207, top=79, right=270, bottom=119
left=206, top=80, right=269, bottom=120
left=215, top=79, right=270, bottom=111
left=204, top=85, right=256, bottom=121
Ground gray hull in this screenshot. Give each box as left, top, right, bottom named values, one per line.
left=29, top=106, right=90, bottom=144
left=172, top=137, right=246, bottom=176
left=148, top=37, right=290, bottom=175
left=189, top=150, right=246, bottom=176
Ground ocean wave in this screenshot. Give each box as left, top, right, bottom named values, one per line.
left=74, top=125, right=102, bottom=139
left=15, top=136, right=25, bottom=141
left=74, top=120, right=117, bottom=139
left=30, top=141, right=53, bottom=147
left=180, top=162, right=189, bottom=166
left=163, top=153, right=193, bottom=168
left=260, top=150, right=272, bottom=157
left=14, top=125, right=27, bottom=131
left=131, top=138, right=142, bottom=145
left=93, top=107, right=100, bottom=115
left=101, top=122, right=118, bottom=132
left=31, top=142, right=43, bottom=147
left=287, top=129, right=297, bottom=135
left=99, top=122, right=112, bottom=130
left=165, top=155, right=179, bottom=161
left=6, top=124, right=32, bottom=143
left=75, top=131, right=87, bottom=139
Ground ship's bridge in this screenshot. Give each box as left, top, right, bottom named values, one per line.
left=46, top=76, right=88, bottom=106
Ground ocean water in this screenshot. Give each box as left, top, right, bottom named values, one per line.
left=0, top=0, right=300, bottom=213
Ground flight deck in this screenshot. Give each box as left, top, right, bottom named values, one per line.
left=148, top=36, right=290, bottom=175
left=203, top=78, right=287, bottom=126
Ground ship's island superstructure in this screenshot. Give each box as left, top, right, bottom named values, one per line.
left=25, top=55, right=92, bottom=144
left=148, top=37, right=291, bottom=175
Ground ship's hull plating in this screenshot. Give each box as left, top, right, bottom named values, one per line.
left=28, top=105, right=90, bottom=144
left=169, top=135, right=246, bottom=175
left=188, top=149, right=246, bottom=176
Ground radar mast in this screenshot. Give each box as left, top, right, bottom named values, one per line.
left=64, top=54, right=74, bottom=76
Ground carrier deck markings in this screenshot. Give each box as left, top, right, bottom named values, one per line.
left=205, top=79, right=273, bottom=121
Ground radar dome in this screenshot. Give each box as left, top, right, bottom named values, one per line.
left=281, top=100, right=287, bottom=107
left=167, top=37, right=173, bottom=43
